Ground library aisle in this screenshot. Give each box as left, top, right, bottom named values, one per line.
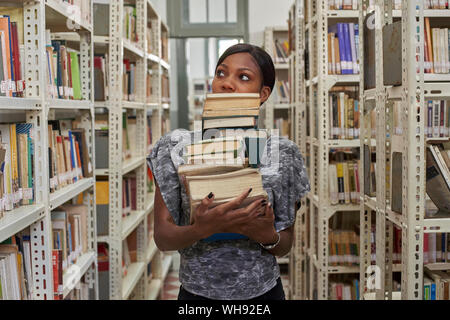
left=1, top=0, right=450, bottom=303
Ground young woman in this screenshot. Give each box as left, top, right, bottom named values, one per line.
left=147, top=43, right=310, bottom=300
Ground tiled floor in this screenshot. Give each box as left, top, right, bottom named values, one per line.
left=160, top=253, right=291, bottom=300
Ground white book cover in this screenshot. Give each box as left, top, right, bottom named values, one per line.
left=349, top=23, right=357, bottom=74
left=329, top=164, right=339, bottom=205
left=440, top=29, right=446, bottom=74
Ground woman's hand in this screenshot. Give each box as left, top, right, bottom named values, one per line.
left=236, top=202, right=278, bottom=245
left=192, top=189, right=266, bottom=239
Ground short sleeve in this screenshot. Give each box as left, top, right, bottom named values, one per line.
left=147, top=130, right=190, bottom=225
left=260, top=136, right=310, bottom=232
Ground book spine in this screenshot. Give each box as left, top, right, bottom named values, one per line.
left=349, top=23, right=357, bottom=74
left=337, top=23, right=348, bottom=74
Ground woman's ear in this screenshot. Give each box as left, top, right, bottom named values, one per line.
left=259, top=86, right=271, bottom=104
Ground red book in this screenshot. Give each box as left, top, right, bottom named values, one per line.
left=11, top=22, right=22, bottom=97
left=52, top=249, right=63, bottom=300
left=336, top=284, right=343, bottom=300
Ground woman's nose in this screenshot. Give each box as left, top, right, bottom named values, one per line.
left=221, top=78, right=236, bottom=92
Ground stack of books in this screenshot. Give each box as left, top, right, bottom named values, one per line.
left=201, top=93, right=261, bottom=133
left=424, top=18, right=450, bottom=74
left=178, top=94, right=270, bottom=241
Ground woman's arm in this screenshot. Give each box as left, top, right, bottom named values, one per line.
left=154, top=183, right=266, bottom=251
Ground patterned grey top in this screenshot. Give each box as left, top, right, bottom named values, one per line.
left=147, top=129, right=310, bottom=300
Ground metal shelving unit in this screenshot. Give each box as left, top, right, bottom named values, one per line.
left=294, top=0, right=362, bottom=300
left=0, top=0, right=98, bottom=300
left=263, top=26, right=293, bottom=138
left=359, top=0, right=450, bottom=300
left=91, top=0, right=171, bottom=300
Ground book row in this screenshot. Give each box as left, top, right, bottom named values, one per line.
left=367, top=0, right=450, bottom=11
left=328, top=279, right=360, bottom=300
left=275, top=117, right=290, bottom=139
left=328, top=230, right=359, bottom=266
left=0, top=7, right=25, bottom=97
left=329, top=90, right=360, bottom=140
left=329, top=160, right=361, bottom=205
left=273, top=80, right=290, bottom=104
left=327, top=23, right=360, bottom=75
left=327, top=0, right=360, bottom=10
left=0, top=233, right=33, bottom=300
left=47, top=120, right=92, bottom=193
left=273, top=39, right=289, bottom=64
left=46, top=35, right=83, bottom=100
left=424, top=19, right=450, bottom=74
left=424, top=267, right=450, bottom=300
left=51, top=204, right=89, bottom=300
left=123, top=5, right=138, bottom=44
left=424, top=100, right=450, bottom=138
left=0, top=124, right=34, bottom=215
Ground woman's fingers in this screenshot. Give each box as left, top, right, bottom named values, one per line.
left=212, top=188, right=253, bottom=214
left=196, top=192, right=215, bottom=214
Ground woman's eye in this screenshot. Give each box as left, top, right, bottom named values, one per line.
left=240, top=74, right=250, bottom=81
left=217, top=70, right=225, bottom=77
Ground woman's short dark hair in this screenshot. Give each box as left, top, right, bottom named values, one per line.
left=215, top=43, right=276, bottom=93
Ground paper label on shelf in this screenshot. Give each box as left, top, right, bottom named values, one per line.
left=1, top=80, right=7, bottom=93
left=50, top=176, right=58, bottom=189
left=16, top=80, right=24, bottom=93
left=58, top=173, right=65, bottom=184
left=23, top=188, right=33, bottom=201
left=0, top=198, right=3, bottom=210
left=88, top=162, right=92, bottom=174
left=10, top=80, right=16, bottom=92
left=13, top=191, right=21, bottom=204
left=59, top=86, right=64, bottom=96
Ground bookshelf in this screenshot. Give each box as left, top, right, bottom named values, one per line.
left=294, top=0, right=362, bottom=300
left=359, top=0, right=450, bottom=300
left=0, top=0, right=98, bottom=300
left=286, top=0, right=305, bottom=300
left=188, top=77, right=213, bottom=131
left=90, top=0, right=171, bottom=300
left=263, top=26, right=293, bottom=139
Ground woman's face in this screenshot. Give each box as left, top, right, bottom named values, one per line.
left=212, top=52, right=271, bottom=104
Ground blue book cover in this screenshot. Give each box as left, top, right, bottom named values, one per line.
left=337, top=23, right=348, bottom=74
left=431, top=283, right=436, bottom=300
left=342, top=23, right=352, bottom=74
left=68, top=130, right=77, bottom=182
left=201, top=233, right=248, bottom=242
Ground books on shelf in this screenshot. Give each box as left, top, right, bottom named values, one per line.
left=0, top=231, right=34, bottom=300
left=51, top=204, right=88, bottom=299
left=94, top=55, right=108, bottom=101
left=274, top=118, right=290, bottom=138
left=0, top=123, right=35, bottom=216
left=122, top=176, right=137, bottom=218
left=273, top=39, right=289, bottom=64
left=0, top=7, right=25, bottom=97
left=328, top=278, right=360, bottom=300
left=272, top=80, right=290, bottom=104
left=425, top=100, right=450, bottom=138
left=329, top=151, right=360, bottom=205
left=46, top=35, right=83, bottom=100
left=328, top=230, right=359, bottom=266
left=328, top=0, right=359, bottom=10
left=123, top=59, right=136, bottom=102
left=47, top=120, right=93, bottom=193
left=328, top=23, right=360, bottom=75
left=426, top=144, right=450, bottom=215
left=329, top=87, right=360, bottom=140
left=123, top=5, right=138, bottom=44
left=424, top=19, right=450, bottom=74
left=424, top=267, right=450, bottom=300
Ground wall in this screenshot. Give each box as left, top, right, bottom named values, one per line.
left=248, top=0, right=292, bottom=47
